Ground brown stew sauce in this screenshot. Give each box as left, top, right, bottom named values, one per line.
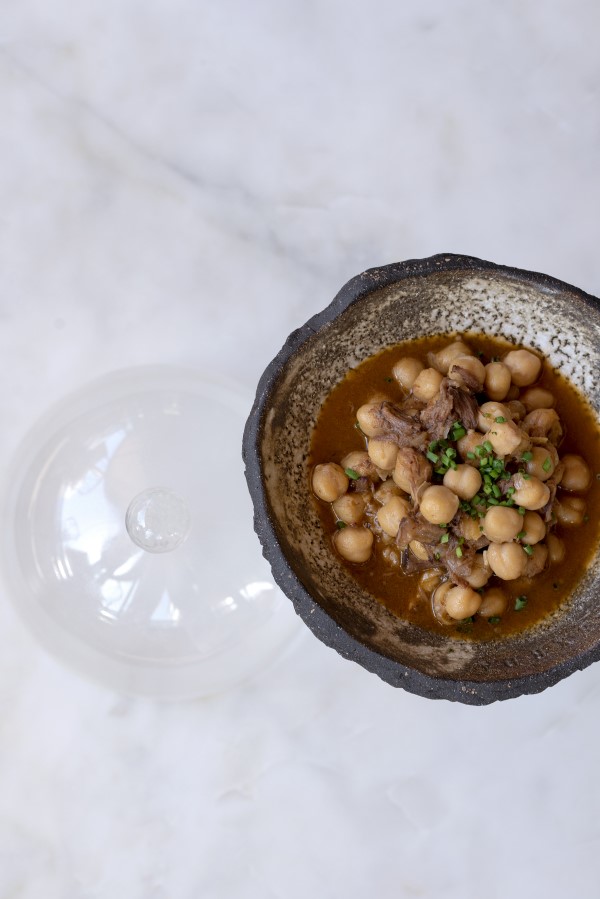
left=310, top=334, right=600, bottom=639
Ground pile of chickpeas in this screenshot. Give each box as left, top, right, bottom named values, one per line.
left=311, top=337, right=593, bottom=627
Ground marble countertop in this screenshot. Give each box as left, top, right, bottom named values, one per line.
left=2, top=2, right=600, bottom=897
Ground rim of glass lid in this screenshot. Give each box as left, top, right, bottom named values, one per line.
left=1, top=366, right=298, bottom=699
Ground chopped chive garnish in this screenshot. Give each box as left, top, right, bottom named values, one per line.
left=483, top=485, right=492, bottom=495
left=446, top=448, right=457, bottom=458
left=518, top=506, right=526, bottom=515
left=515, top=595, right=528, bottom=611
left=522, top=451, right=533, bottom=461
left=495, top=416, right=506, bottom=423
left=475, top=445, right=485, bottom=456
left=522, top=473, right=531, bottom=480
left=456, top=546, right=463, bottom=558
left=467, top=451, right=475, bottom=459
left=440, top=532, right=449, bottom=544
left=523, top=544, right=534, bottom=556
left=506, top=487, right=515, bottom=496
left=483, top=441, right=493, bottom=454
left=458, top=536, right=465, bottom=545
left=488, top=616, right=501, bottom=624
left=426, top=451, right=439, bottom=463
left=345, top=468, right=360, bottom=480
left=492, top=484, right=501, bottom=498
left=336, top=521, right=347, bottom=529
left=487, top=497, right=500, bottom=505
left=542, top=456, right=552, bottom=472
left=516, top=530, right=526, bottom=540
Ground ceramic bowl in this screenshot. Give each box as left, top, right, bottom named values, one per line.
left=243, top=254, right=600, bottom=704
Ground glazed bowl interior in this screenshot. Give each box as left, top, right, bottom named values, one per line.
left=245, top=256, right=600, bottom=703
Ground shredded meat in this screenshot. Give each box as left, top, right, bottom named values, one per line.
left=394, top=446, right=432, bottom=504
left=449, top=365, right=482, bottom=393
left=540, top=477, right=559, bottom=522
left=373, top=402, right=429, bottom=450
left=396, top=512, right=444, bottom=549
left=522, top=409, right=563, bottom=446
left=400, top=547, right=440, bottom=575
left=524, top=548, right=549, bottom=578
left=439, top=535, right=478, bottom=587
left=420, top=378, right=478, bottom=440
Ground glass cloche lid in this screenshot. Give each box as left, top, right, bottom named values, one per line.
left=1, top=367, right=298, bottom=699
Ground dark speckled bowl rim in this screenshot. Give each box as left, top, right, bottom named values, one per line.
left=243, top=253, right=600, bottom=704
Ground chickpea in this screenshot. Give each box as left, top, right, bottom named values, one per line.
left=376, top=496, right=411, bottom=537
left=520, top=387, right=555, bottom=412
left=393, top=447, right=432, bottom=495
left=443, top=464, right=482, bottom=501
left=457, top=513, right=485, bottom=543
left=484, top=361, right=511, bottom=401
left=511, top=474, right=550, bottom=511
left=312, top=463, right=349, bottom=502
left=503, top=349, right=542, bottom=387
left=434, top=340, right=472, bottom=374
left=333, top=526, right=373, bottom=563
left=477, top=401, right=512, bottom=433
left=419, top=570, right=442, bottom=596
left=432, top=580, right=455, bottom=625
left=373, top=479, right=404, bottom=504
left=464, top=554, right=492, bottom=589
left=409, top=540, right=430, bottom=561
left=445, top=585, right=482, bottom=620
left=546, top=533, right=566, bottom=565
left=457, top=430, right=487, bottom=465
left=519, top=512, right=546, bottom=545
left=506, top=400, right=526, bottom=421
left=524, top=446, right=557, bottom=482
left=486, top=420, right=524, bottom=456
left=485, top=542, right=528, bottom=580
left=412, top=367, right=444, bottom=402
left=559, top=454, right=592, bottom=493
left=332, top=493, right=366, bottom=526
left=448, top=354, right=485, bottom=389
left=554, top=495, right=587, bottom=527
left=506, top=384, right=520, bottom=401
left=392, top=357, right=424, bottom=391
left=419, top=485, right=460, bottom=525
left=483, top=506, right=523, bottom=543
left=341, top=451, right=378, bottom=480
left=367, top=438, right=399, bottom=472
left=356, top=403, right=386, bottom=438
left=478, top=587, right=508, bottom=618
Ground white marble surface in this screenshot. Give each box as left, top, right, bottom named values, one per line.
left=1, top=1, right=600, bottom=896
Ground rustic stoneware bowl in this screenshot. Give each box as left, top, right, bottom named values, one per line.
left=243, top=254, right=600, bottom=704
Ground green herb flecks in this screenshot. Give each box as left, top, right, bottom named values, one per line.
left=345, top=468, right=360, bottom=480
left=515, top=595, right=528, bottom=611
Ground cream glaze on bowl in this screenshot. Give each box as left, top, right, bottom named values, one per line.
left=243, top=255, right=600, bottom=704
